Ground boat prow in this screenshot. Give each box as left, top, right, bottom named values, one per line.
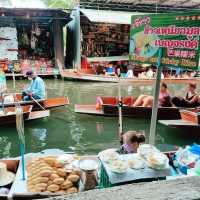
left=75, top=104, right=104, bottom=115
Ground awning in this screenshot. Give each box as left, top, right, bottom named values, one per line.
left=80, top=9, right=146, bottom=25
left=80, top=0, right=200, bottom=12
left=0, top=0, right=47, bottom=9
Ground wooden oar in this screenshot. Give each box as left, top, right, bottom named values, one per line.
left=30, top=96, right=46, bottom=111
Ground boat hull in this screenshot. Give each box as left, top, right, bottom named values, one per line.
left=75, top=104, right=181, bottom=120
left=62, top=70, right=200, bottom=84
left=180, top=109, right=200, bottom=124
left=0, top=105, right=32, bottom=125
left=1, top=94, right=69, bottom=111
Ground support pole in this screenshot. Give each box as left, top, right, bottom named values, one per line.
left=149, top=48, right=163, bottom=145
left=20, top=143, right=25, bottom=180
left=12, top=70, right=15, bottom=89
left=118, top=79, right=123, bottom=141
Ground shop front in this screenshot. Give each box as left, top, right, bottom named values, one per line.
left=0, top=7, right=71, bottom=76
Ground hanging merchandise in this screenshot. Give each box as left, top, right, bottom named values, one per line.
left=35, top=23, right=41, bottom=36
left=30, top=33, right=37, bottom=50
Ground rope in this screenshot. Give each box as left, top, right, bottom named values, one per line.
left=15, top=102, right=26, bottom=180
left=16, top=103, right=25, bottom=145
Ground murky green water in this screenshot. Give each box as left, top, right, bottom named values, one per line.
left=0, top=79, right=200, bottom=158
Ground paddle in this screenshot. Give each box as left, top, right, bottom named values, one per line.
left=30, top=96, right=46, bottom=111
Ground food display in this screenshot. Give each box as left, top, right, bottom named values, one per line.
left=128, top=154, right=146, bottom=169
left=27, top=156, right=81, bottom=194
left=147, top=152, right=169, bottom=170
left=98, top=149, right=119, bottom=163
left=138, top=144, right=160, bottom=159
left=108, top=160, right=128, bottom=174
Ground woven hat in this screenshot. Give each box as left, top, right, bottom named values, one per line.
left=0, top=162, right=15, bottom=186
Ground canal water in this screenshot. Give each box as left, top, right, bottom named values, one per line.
left=0, top=79, right=200, bottom=158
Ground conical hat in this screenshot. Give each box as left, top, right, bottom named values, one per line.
left=0, top=162, right=15, bottom=187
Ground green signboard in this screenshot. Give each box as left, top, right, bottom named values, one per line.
left=130, top=12, right=200, bottom=70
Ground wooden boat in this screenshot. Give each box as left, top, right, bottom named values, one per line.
left=75, top=96, right=181, bottom=120
left=62, top=69, right=200, bottom=84
left=1, top=93, right=69, bottom=111
left=180, top=109, right=200, bottom=124
left=0, top=105, right=50, bottom=126
left=159, top=109, right=200, bottom=130
left=0, top=150, right=178, bottom=200
left=0, top=105, right=32, bottom=125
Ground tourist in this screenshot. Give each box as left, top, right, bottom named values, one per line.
left=133, top=82, right=171, bottom=107
left=146, top=68, right=154, bottom=78
left=118, top=131, right=145, bottom=154
left=22, top=70, right=46, bottom=101
left=126, top=65, right=134, bottom=78
left=171, top=82, right=200, bottom=107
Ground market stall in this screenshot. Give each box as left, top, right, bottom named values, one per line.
left=0, top=4, right=71, bottom=77
left=66, top=9, right=138, bottom=69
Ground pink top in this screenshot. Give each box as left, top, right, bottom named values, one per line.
left=159, top=92, right=170, bottom=106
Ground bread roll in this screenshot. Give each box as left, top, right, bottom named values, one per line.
left=57, top=168, right=66, bottom=177
left=53, top=177, right=65, bottom=185
left=47, top=184, right=60, bottom=192
left=67, top=187, right=78, bottom=194
left=67, top=175, right=80, bottom=183
left=39, top=170, right=52, bottom=177
left=60, top=180, right=73, bottom=189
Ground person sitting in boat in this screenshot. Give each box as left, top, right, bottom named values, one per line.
left=105, top=63, right=115, bottom=76
left=22, top=70, right=46, bottom=101
left=171, top=82, right=200, bottom=108
left=133, top=82, right=171, bottom=107
left=118, top=131, right=145, bottom=154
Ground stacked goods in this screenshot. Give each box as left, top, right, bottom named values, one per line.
left=27, top=156, right=81, bottom=194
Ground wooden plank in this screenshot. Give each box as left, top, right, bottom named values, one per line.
left=159, top=119, right=200, bottom=127
left=74, top=104, right=104, bottom=115
left=28, top=110, right=50, bottom=120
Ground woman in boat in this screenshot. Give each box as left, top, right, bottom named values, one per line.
left=133, top=82, right=171, bottom=107
left=118, top=131, right=145, bottom=154
left=171, top=82, right=200, bottom=108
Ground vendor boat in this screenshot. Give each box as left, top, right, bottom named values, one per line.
left=62, top=69, right=200, bottom=84
left=0, top=150, right=178, bottom=200
left=1, top=93, right=69, bottom=111
left=75, top=96, right=182, bottom=120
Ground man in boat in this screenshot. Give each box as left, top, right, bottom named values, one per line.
left=22, top=70, right=46, bottom=101
left=171, top=82, right=200, bottom=108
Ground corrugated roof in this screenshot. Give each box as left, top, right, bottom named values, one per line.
left=81, top=9, right=146, bottom=24
left=0, top=0, right=47, bottom=9
left=80, top=0, right=200, bottom=12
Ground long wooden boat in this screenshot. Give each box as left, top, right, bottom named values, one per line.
left=75, top=96, right=182, bottom=120
left=0, top=105, right=50, bottom=126
left=0, top=105, right=32, bottom=125
left=62, top=69, right=200, bottom=84
left=0, top=94, right=69, bottom=111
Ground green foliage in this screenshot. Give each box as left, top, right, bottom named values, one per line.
left=42, top=0, right=74, bottom=9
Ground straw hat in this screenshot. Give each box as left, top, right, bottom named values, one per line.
left=0, top=162, right=15, bottom=186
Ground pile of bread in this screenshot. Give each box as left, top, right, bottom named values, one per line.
left=27, top=156, right=81, bottom=194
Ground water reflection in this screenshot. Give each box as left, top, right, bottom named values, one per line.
left=0, top=136, right=11, bottom=158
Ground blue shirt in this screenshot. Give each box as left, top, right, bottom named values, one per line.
left=26, top=76, right=46, bottom=99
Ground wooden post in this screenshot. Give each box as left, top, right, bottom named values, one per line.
left=118, top=78, right=123, bottom=141
left=149, top=48, right=163, bottom=145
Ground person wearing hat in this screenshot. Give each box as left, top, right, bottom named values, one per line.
left=171, top=82, right=200, bottom=107
left=22, top=70, right=46, bottom=101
